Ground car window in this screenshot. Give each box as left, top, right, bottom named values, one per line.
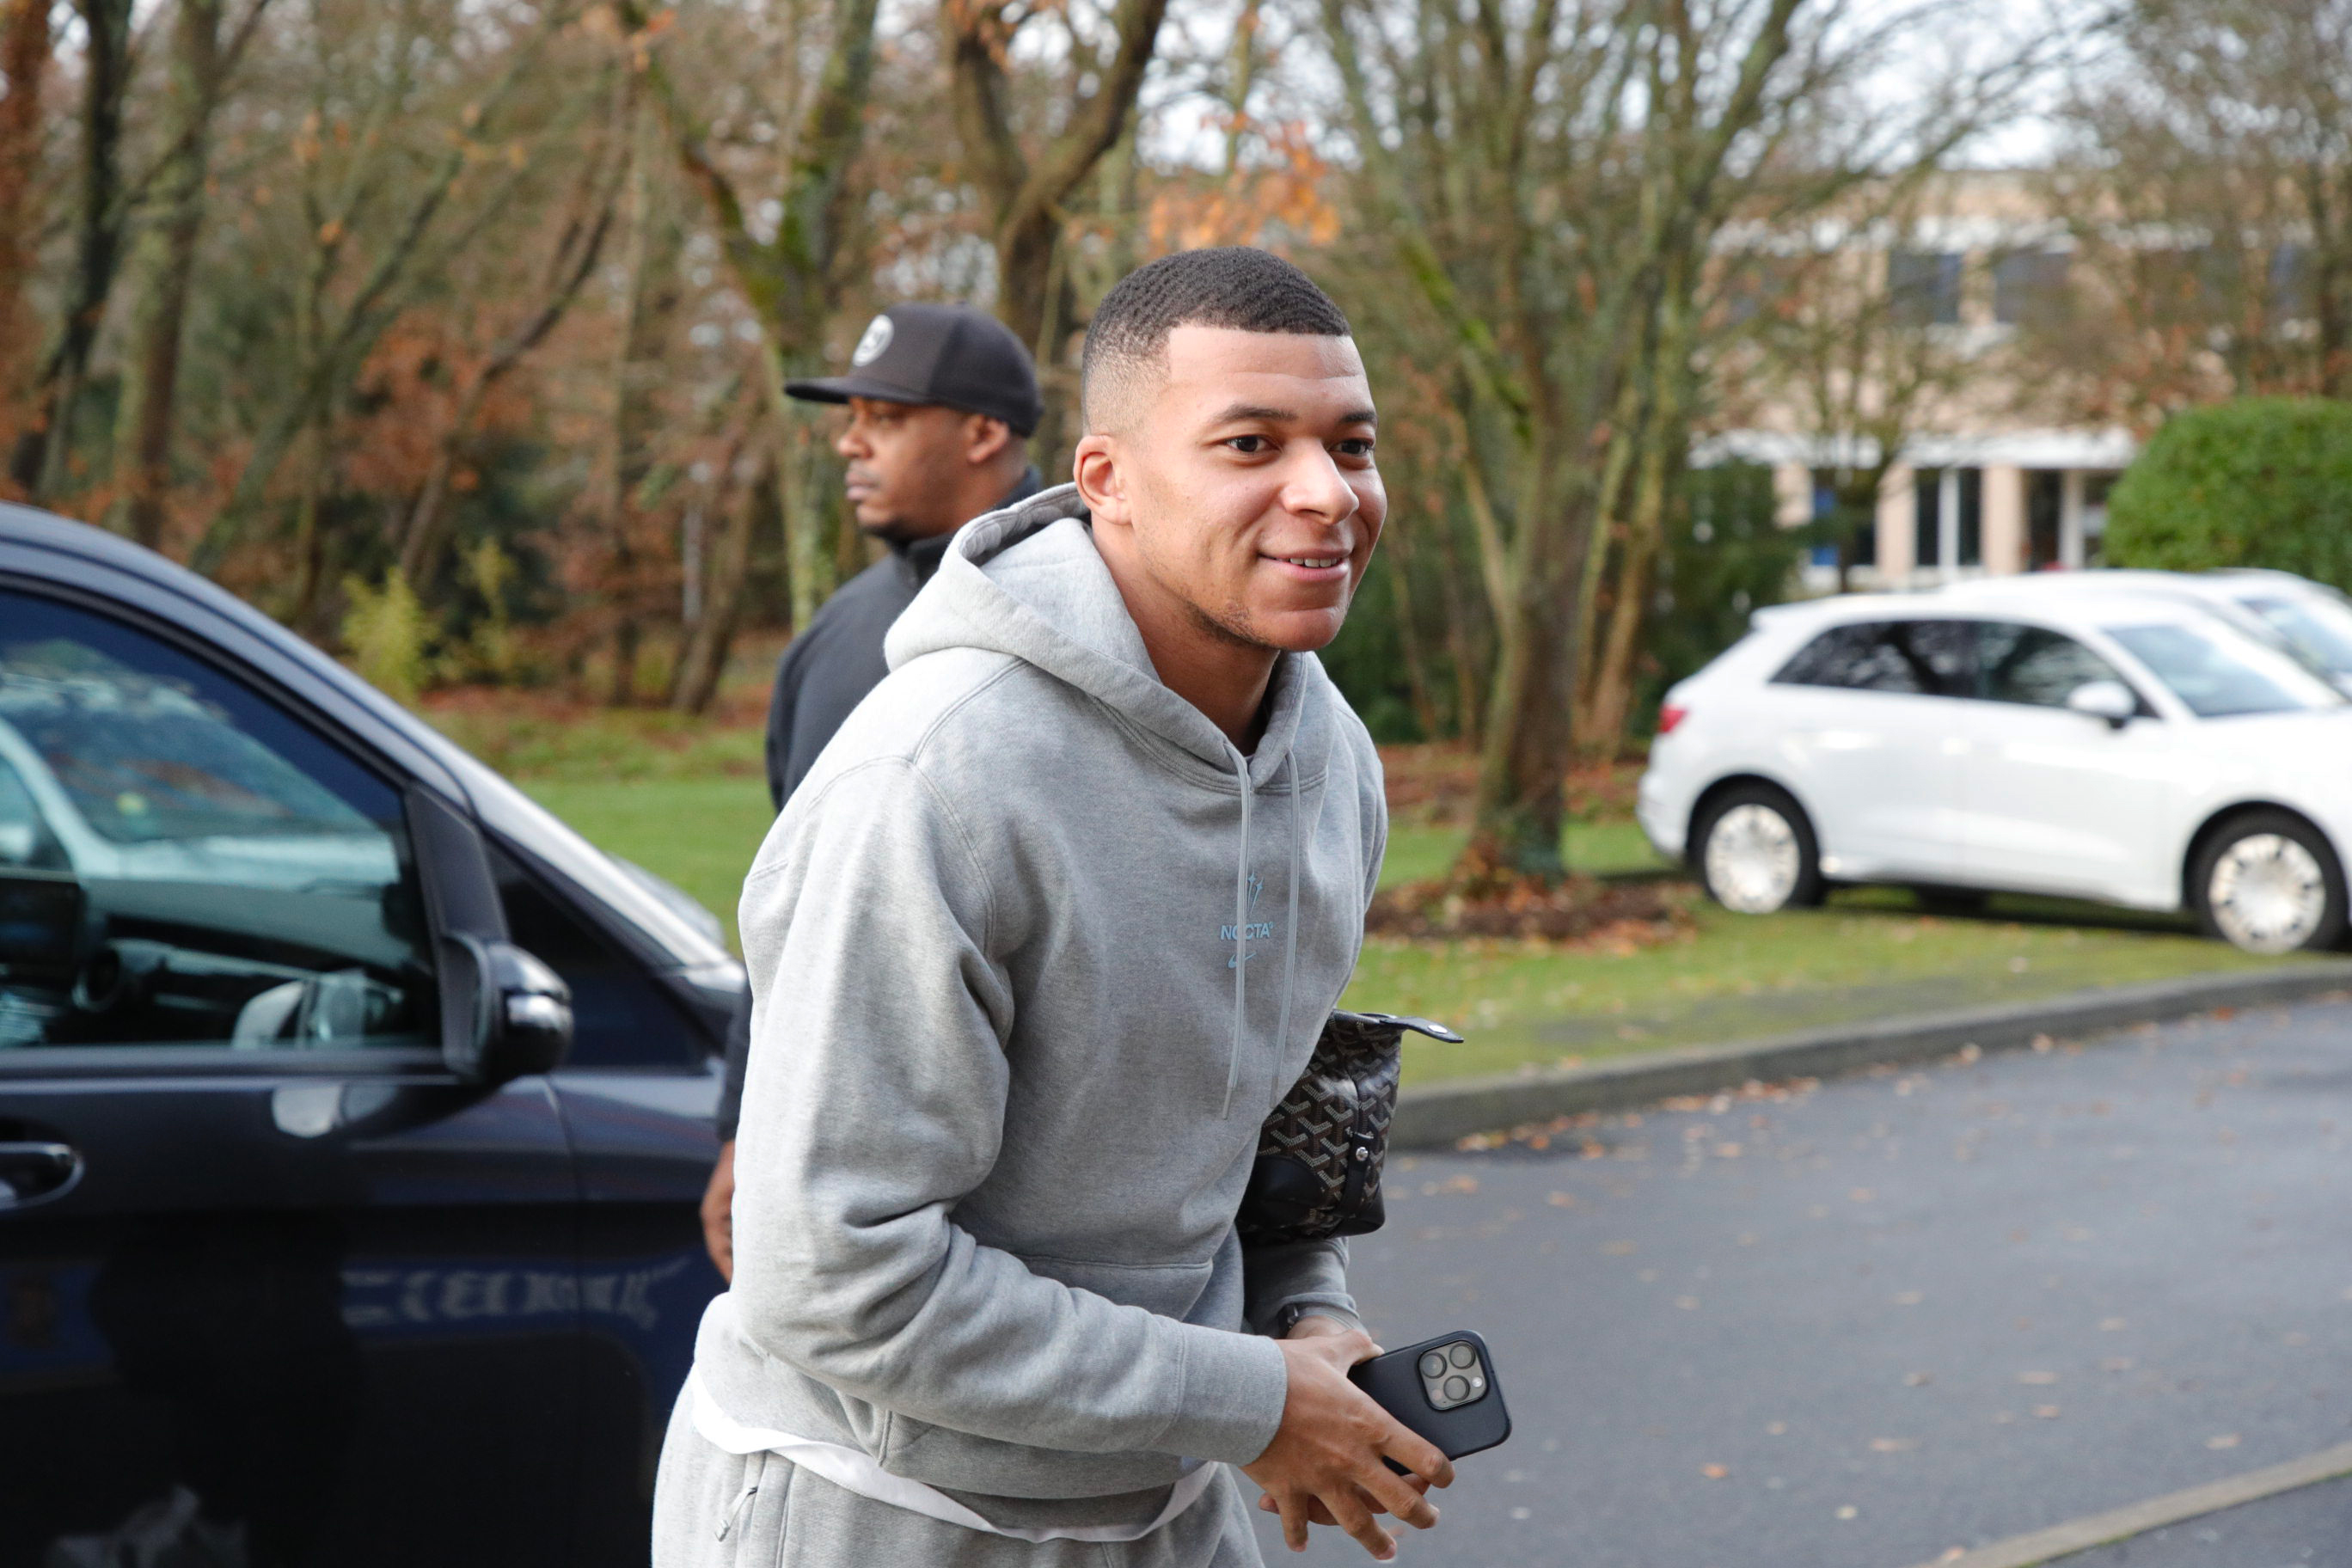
left=1975, top=622, right=2138, bottom=708
left=0, top=590, right=432, bottom=1051
left=492, top=845, right=703, bottom=1069
left=2236, top=594, right=2352, bottom=679
left=2104, top=621, right=2343, bottom=718
left=1771, top=620, right=1973, bottom=696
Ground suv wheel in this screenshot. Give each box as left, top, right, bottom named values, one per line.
left=2191, top=812, right=2348, bottom=954
left=1696, top=785, right=1823, bottom=915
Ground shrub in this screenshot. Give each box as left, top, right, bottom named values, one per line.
left=2105, top=398, right=2352, bottom=589
left=341, top=570, right=432, bottom=704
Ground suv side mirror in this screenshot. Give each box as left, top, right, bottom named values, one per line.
left=408, top=784, right=573, bottom=1082
left=439, top=932, right=573, bottom=1081
left=2065, top=679, right=2138, bottom=729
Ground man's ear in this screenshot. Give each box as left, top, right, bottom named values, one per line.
left=963, top=415, right=1014, bottom=468
left=1072, top=433, right=1131, bottom=529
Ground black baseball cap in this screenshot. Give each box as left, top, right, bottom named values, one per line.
left=785, top=303, right=1044, bottom=437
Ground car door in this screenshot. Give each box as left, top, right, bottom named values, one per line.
left=0, top=585, right=585, bottom=1568
left=1959, top=620, right=2179, bottom=905
left=497, top=841, right=729, bottom=1562
left=1764, top=618, right=1975, bottom=882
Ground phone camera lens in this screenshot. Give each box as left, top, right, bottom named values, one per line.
left=1446, top=1343, right=1478, bottom=1369
left=1418, top=1351, right=1447, bottom=1379
left=1442, top=1375, right=1471, bottom=1402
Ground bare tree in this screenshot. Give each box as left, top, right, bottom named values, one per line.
left=107, top=0, right=277, bottom=548
left=9, top=0, right=132, bottom=500
left=947, top=0, right=1169, bottom=452
left=0, top=0, right=52, bottom=436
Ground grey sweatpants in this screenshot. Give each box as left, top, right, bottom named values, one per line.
left=649, top=1390, right=1265, bottom=1568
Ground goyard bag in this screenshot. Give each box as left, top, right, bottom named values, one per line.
left=1237, top=1010, right=1464, bottom=1246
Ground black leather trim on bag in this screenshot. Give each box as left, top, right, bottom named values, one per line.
left=1237, top=1010, right=1465, bottom=1246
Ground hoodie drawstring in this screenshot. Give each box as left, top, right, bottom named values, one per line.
left=1222, top=744, right=1303, bottom=1119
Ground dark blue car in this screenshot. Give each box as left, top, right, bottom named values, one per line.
left=0, top=504, right=738, bottom=1565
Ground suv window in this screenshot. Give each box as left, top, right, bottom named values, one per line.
left=492, top=846, right=702, bottom=1069
left=1976, top=622, right=2136, bottom=707
left=0, top=591, right=432, bottom=1051
left=1772, top=620, right=1974, bottom=696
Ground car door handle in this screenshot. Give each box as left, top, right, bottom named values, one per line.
left=0, top=1141, right=83, bottom=1210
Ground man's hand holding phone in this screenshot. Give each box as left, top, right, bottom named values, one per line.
left=1242, top=1317, right=1454, bottom=1560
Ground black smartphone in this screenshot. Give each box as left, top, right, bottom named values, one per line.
left=1349, top=1331, right=1511, bottom=1467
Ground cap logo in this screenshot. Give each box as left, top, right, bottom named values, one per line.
left=850, top=315, right=894, bottom=367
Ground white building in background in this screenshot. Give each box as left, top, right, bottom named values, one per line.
left=1708, top=171, right=2145, bottom=593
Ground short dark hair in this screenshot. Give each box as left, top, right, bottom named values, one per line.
left=1081, top=248, right=1351, bottom=429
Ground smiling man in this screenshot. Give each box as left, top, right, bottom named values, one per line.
left=655, top=248, right=1450, bottom=1568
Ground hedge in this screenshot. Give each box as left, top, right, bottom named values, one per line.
left=2105, top=397, right=2352, bottom=590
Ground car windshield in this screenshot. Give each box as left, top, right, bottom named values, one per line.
left=2102, top=622, right=2343, bottom=718
left=2233, top=594, right=2352, bottom=678
left=0, top=640, right=377, bottom=845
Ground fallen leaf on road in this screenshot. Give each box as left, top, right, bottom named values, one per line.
left=1603, top=1240, right=1636, bottom=1255
left=1767, top=1421, right=1788, bottom=1436
left=2102, top=1357, right=2135, bottom=1372
left=1904, top=1372, right=1933, bottom=1387
left=1939, top=1550, right=1966, bottom=1564
left=2034, top=1406, right=2061, bottom=1419
left=1994, top=1412, right=2015, bottom=1424
left=2099, top=1317, right=2128, bottom=1331
left=2018, top=1371, right=2059, bottom=1385
left=1701, top=1464, right=1728, bottom=1479
left=1675, top=1295, right=1700, bottom=1310
left=1835, top=1505, right=1859, bottom=1520
left=1737, top=1233, right=1758, bottom=1246
left=1870, top=1437, right=1916, bottom=1453
left=1849, top=1188, right=1875, bottom=1203
left=1810, top=1205, right=1832, bottom=1219
left=1893, top=1291, right=1925, bottom=1306
left=1438, top=1175, right=1479, bottom=1195
left=2208, top=1434, right=2240, bottom=1450
left=1715, top=1143, right=1743, bottom=1158
left=1547, top=1191, right=1577, bottom=1208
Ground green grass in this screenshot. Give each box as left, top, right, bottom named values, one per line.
left=480, top=722, right=2311, bottom=1085
left=520, top=775, right=774, bottom=951
left=1349, top=887, right=2315, bottom=1086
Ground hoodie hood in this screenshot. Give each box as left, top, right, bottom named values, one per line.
left=887, top=483, right=1310, bottom=789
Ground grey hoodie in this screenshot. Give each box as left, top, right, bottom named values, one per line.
left=693, top=483, right=1387, bottom=1534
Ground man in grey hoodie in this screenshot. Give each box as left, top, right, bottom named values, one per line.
left=654, top=248, right=1452, bottom=1568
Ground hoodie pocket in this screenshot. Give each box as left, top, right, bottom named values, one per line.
left=875, top=1254, right=1217, bottom=1491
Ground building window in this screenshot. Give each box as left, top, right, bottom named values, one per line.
left=1914, top=467, right=1982, bottom=569
left=2027, top=470, right=2063, bottom=569
left=1890, top=250, right=1963, bottom=326
left=1992, top=250, right=2069, bottom=327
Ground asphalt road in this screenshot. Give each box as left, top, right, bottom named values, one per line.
left=1252, top=995, right=2352, bottom=1568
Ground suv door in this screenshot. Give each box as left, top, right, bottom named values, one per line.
left=0, top=586, right=582, bottom=1568
left=1961, top=620, right=2176, bottom=904
left=1766, top=619, right=1975, bottom=882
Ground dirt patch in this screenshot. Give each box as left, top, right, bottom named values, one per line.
left=1368, top=871, right=1692, bottom=947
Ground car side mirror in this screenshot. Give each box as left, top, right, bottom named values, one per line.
left=439, top=931, right=573, bottom=1082
left=2065, top=679, right=2137, bottom=729
left=408, top=782, right=573, bottom=1082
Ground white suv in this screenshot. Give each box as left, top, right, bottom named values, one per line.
left=1638, top=590, right=2352, bottom=952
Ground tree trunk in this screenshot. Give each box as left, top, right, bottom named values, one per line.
left=9, top=0, right=132, bottom=499
left=111, top=0, right=224, bottom=549
left=671, top=454, right=766, bottom=714
left=0, top=0, right=52, bottom=426
left=1465, top=487, right=1583, bottom=879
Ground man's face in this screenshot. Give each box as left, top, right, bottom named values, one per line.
left=1081, top=326, right=1383, bottom=654
left=835, top=397, right=989, bottom=543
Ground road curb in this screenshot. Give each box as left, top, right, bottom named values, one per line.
left=1390, top=960, right=2352, bottom=1148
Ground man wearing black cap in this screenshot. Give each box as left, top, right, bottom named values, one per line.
left=701, top=303, right=1043, bottom=1277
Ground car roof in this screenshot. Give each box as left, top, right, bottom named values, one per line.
left=1751, top=585, right=2218, bottom=635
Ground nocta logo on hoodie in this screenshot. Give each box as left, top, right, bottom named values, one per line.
left=1224, top=871, right=1275, bottom=965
